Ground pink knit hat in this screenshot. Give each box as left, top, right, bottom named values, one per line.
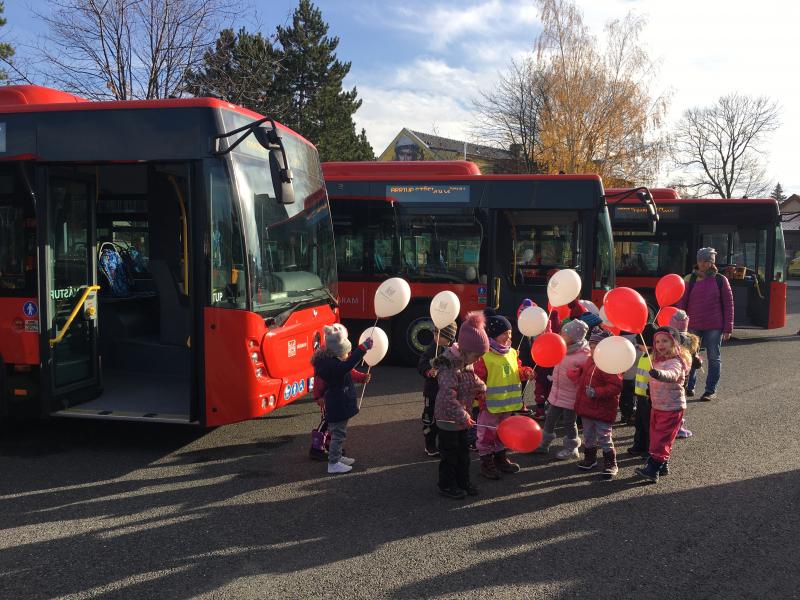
left=457, top=311, right=490, bottom=354
left=669, top=309, right=689, bottom=332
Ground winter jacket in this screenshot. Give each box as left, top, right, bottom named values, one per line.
left=573, top=356, right=623, bottom=424
left=417, top=344, right=441, bottom=399
left=313, top=368, right=368, bottom=409
left=621, top=333, right=642, bottom=381
left=648, top=355, right=688, bottom=412
left=473, top=351, right=533, bottom=411
left=547, top=343, right=591, bottom=410
left=312, top=345, right=368, bottom=423
left=677, top=269, right=734, bottom=334
left=433, top=344, right=487, bottom=431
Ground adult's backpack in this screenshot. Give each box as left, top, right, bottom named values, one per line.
left=98, top=242, right=133, bottom=297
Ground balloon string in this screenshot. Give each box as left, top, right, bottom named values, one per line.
left=639, top=333, right=652, bottom=362
left=357, top=365, right=372, bottom=410
left=438, top=420, right=496, bottom=429
left=434, top=330, right=441, bottom=358
left=516, top=335, right=526, bottom=352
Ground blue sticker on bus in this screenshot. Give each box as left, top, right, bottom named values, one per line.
left=291, top=382, right=299, bottom=397
left=477, top=287, right=487, bottom=296
left=299, top=379, right=305, bottom=393
left=23, top=301, right=38, bottom=318
left=284, top=386, right=291, bottom=401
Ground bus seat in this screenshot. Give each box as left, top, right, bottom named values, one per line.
left=150, top=259, right=190, bottom=346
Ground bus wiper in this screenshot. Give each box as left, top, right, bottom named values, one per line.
left=269, top=296, right=325, bottom=328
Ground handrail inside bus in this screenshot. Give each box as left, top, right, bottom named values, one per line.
left=49, top=285, right=101, bottom=348
left=168, top=176, right=189, bottom=296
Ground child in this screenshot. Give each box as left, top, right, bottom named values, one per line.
left=534, top=319, right=591, bottom=459
left=311, top=324, right=373, bottom=475
left=670, top=309, right=701, bottom=439
left=628, top=324, right=655, bottom=457
left=473, top=311, right=534, bottom=480
left=517, top=298, right=561, bottom=421
left=635, top=326, right=691, bottom=483
left=309, top=358, right=370, bottom=461
left=432, top=311, right=490, bottom=499
left=418, top=321, right=458, bottom=457
left=573, top=328, right=623, bottom=479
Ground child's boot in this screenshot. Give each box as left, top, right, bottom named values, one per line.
left=659, top=460, right=669, bottom=477
left=424, top=429, right=439, bottom=457
left=635, top=457, right=662, bottom=483
left=556, top=436, right=581, bottom=460
left=480, top=454, right=501, bottom=480
left=601, top=449, right=618, bottom=479
left=533, top=431, right=556, bottom=454
left=308, top=430, right=328, bottom=461
left=578, top=446, right=598, bottom=470
left=494, top=450, right=520, bottom=473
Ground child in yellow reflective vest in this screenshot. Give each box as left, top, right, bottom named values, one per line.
left=473, top=311, right=534, bottom=480
left=628, top=324, right=656, bottom=457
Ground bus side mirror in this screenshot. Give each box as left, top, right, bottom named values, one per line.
left=255, top=126, right=296, bottom=205
left=637, top=190, right=658, bottom=233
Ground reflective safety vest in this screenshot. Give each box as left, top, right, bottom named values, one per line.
left=634, top=354, right=652, bottom=397
left=483, top=349, right=524, bottom=413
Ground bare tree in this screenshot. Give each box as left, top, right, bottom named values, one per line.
left=472, top=57, right=548, bottom=173
left=34, top=0, right=236, bottom=100
left=671, top=94, right=780, bottom=198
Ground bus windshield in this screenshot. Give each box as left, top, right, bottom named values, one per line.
left=230, top=136, right=336, bottom=316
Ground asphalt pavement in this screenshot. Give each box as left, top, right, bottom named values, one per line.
left=2, top=287, right=799, bottom=599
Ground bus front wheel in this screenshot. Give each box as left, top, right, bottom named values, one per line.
left=393, top=305, right=437, bottom=367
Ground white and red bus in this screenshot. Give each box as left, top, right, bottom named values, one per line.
left=324, top=161, right=656, bottom=364
left=0, top=85, right=338, bottom=425
left=609, top=188, right=787, bottom=329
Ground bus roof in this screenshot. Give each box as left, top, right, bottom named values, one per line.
left=0, top=84, right=264, bottom=121
left=322, top=160, right=602, bottom=183
left=323, top=160, right=482, bottom=178
left=607, top=187, right=778, bottom=207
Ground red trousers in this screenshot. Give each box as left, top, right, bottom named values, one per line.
left=648, top=408, right=685, bottom=463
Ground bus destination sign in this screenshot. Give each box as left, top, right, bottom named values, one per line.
left=614, top=205, right=679, bottom=220
left=387, top=184, right=470, bottom=203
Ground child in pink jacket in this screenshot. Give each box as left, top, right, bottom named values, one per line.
left=534, top=318, right=591, bottom=460
left=635, top=326, right=691, bottom=483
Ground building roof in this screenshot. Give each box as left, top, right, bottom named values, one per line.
left=409, top=130, right=512, bottom=161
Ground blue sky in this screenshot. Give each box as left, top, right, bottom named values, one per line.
left=4, top=0, right=800, bottom=194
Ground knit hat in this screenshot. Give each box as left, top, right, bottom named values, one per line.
left=517, top=298, right=535, bottom=319
left=653, top=326, right=680, bottom=347
left=484, top=309, right=512, bottom=339
left=697, top=247, right=717, bottom=262
left=669, top=309, right=689, bottom=332
left=435, top=321, right=458, bottom=344
left=578, top=312, right=603, bottom=329
left=589, top=326, right=612, bottom=344
left=458, top=311, right=490, bottom=354
left=561, top=318, right=589, bottom=343
left=323, top=323, right=351, bottom=357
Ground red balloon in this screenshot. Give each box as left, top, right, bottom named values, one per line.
left=655, top=274, right=685, bottom=308
left=547, top=302, right=570, bottom=322
left=602, top=322, right=621, bottom=336
left=604, top=287, right=648, bottom=334
left=497, top=415, right=543, bottom=453
left=531, top=332, right=567, bottom=367
left=656, top=305, right=679, bottom=327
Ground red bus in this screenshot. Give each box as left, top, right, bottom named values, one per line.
left=324, top=161, right=656, bottom=364
left=0, top=85, right=338, bottom=425
left=609, top=188, right=787, bottom=329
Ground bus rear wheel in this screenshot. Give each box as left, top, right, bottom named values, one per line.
left=393, top=306, right=437, bottom=366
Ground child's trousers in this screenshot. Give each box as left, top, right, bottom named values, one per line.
left=649, top=409, right=684, bottom=463
left=438, top=429, right=471, bottom=491
left=581, top=417, right=614, bottom=451
left=328, top=420, right=349, bottom=465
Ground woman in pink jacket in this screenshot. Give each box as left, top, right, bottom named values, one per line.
left=534, top=319, right=591, bottom=460
left=635, top=326, right=691, bottom=483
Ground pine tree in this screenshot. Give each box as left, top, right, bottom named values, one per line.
left=184, top=28, right=278, bottom=115
left=0, top=2, right=15, bottom=81
left=771, top=183, right=787, bottom=203
left=271, top=0, right=373, bottom=161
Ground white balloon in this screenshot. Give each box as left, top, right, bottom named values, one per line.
left=579, top=299, right=600, bottom=315
left=593, top=336, right=637, bottom=374
left=547, top=269, right=582, bottom=307
left=358, top=326, right=389, bottom=367
left=374, top=277, right=411, bottom=318
left=517, top=306, right=549, bottom=337
left=465, top=266, right=477, bottom=281
left=429, top=290, right=460, bottom=329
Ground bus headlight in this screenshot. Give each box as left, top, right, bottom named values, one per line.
left=250, top=351, right=260, bottom=363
